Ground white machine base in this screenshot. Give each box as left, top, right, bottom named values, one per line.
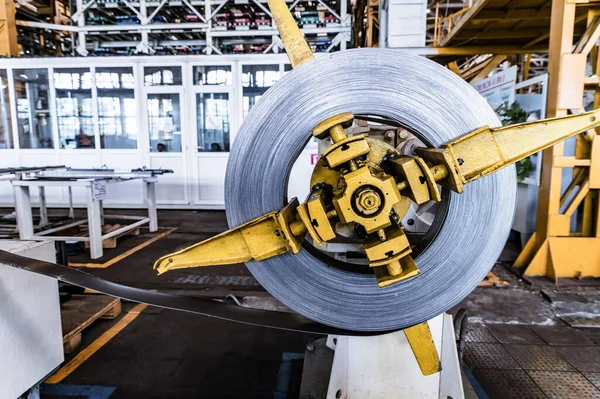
left=0, top=240, right=63, bottom=399
left=326, top=314, right=463, bottom=399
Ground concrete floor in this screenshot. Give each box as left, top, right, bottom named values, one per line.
left=21, top=209, right=600, bottom=398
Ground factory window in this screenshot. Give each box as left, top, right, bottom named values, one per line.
left=54, top=68, right=94, bottom=149
left=144, top=66, right=182, bottom=86
left=242, top=64, right=280, bottom=118
left=196, top=93, right=230, bottom=152
left=95, top=67, right=137, bottom=149
left=0, top=70, right=12, bottom=149
left=13, top=68, right=54, bottom=149
left=193, top=65, right=232, bottom=86
left=148, top=93, right=182, bottom=152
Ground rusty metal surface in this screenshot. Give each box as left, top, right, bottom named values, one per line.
left=528, top=370, right=600, bottom=398
left=463, top=343, right=520, bottom=370
left=505, top=344, right=575, bottom=371
left=556, top=346, right=600, bottom=372
left=487, top=324, right=546, bottom=345
left=470, top=369, right=547, bottom=399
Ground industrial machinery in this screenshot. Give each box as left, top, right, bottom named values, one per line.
left=153, top=0, right=598, bottom=315
left=146, top=0, right=600, bottom=383
left=3, top=0, right=600, bottom=396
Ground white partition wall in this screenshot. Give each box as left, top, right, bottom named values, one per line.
left=0, top=54, right=317, bottom=210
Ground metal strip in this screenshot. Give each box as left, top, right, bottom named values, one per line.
left=0, top=250, right=387, bottom=336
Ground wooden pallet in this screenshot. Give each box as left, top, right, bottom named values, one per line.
left=61, top=295, right=122, bottom=353
left=82, top=224, right=140, bottom=249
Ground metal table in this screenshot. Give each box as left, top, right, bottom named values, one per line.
left=1, top=166, right=68, bottom=236
left=11, top=168, right=172, bottom=259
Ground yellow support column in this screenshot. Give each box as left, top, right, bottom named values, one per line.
left=515, top=1, right=600, bottom=282
left=0, top=0, right=18, bottom=57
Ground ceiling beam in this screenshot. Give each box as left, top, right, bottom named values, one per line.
left=446, top=61, right=463, bottom=76
left=574, top=14, right=600, bottom=54
left=523, top=14, right=587, bottom=48
left=439, top=0, right=493, bottom=46
left=399, top=45, right=547, bottom=55
left=469, top=54, right=507, bottom=83
left=456, top=28, right=549, bottom=40
left=474, top=8, right=551, bottom=21
left=461, top=56, right=494, bottom=79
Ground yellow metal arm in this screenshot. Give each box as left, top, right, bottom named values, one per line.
left=267, top=0, right=314, bottom=68
left=418, top=108, right=600, bottom=192
left=404, top=322, right=441, bottom=375
left=154, top=200, right=308, bottom=274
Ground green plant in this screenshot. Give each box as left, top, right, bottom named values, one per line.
left=496, top=102, right=527, bottom=126
left=495, top=102, right=532, bottom=182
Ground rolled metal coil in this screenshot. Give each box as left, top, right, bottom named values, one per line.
left=226, top=48, right=516, bottom=332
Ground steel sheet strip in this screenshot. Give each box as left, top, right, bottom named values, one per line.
left=226, top=48, right=517, bottom=331
left=0, top=250, right=385, bottom=336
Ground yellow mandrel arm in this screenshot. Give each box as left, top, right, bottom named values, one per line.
left=418, top=109, right=600, bottom=192
left=154, top=200, right=307, bottom=274
left=267, top=0, right=314, bottom=68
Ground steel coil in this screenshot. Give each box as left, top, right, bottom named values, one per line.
left=226, top=48, right=517, bottom=332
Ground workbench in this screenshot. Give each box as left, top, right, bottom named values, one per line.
left=10, top=168, right=172, bottom=259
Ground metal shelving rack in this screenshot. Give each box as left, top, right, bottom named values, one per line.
left=17, top=0, right=351, bottom=56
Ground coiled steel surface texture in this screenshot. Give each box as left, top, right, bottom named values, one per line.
left=226, top=48, right=517, bottom=332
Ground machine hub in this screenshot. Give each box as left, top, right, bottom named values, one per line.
left=353, top=186, right=383, bottom=216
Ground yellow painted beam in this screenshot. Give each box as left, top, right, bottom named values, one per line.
left=534, top=0, right=577, bottom=250
left=548, top=237, right=600, bottom=278
left=469, top=54, right=506, bottom=83
left=447, top=61, right=462, bottom=76
left=446, top=109, right=600, bottom=182
left=404, top=322, right=441, bottom=376
left=0, top=0, right=18, bottom=57
left=154, top=211, right=294, bottom=274
left=267, top=0, right=314, bottom=68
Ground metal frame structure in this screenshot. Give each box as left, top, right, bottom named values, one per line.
left=10, top=168, right=169, bottom=258
left=16, top=0, right=351, bottom=56
left=515, top=0, right=600, bottom=282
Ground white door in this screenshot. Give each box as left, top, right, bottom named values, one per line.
left=190, top=64, right=235, bottom=207
left=144, top=86, right=189, bottom=205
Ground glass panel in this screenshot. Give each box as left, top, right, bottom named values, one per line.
left=193, top=65, right=232, bottom=86
left=96, top=67, right=137, bottom=149
left=0, top=70, right=12, bottom=149
left=148, top=93, right=182, bottom=152
left=54, top=68, right=94, bottom=149
left=144, top=66, right=182, bottom=86
left=14, top=69, right=53, bottom=149
left=242, top=64, right=280, bottom=118
left=196, top=93, right=229, bottom=152
left=284, top=64, right=293, bottom=74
